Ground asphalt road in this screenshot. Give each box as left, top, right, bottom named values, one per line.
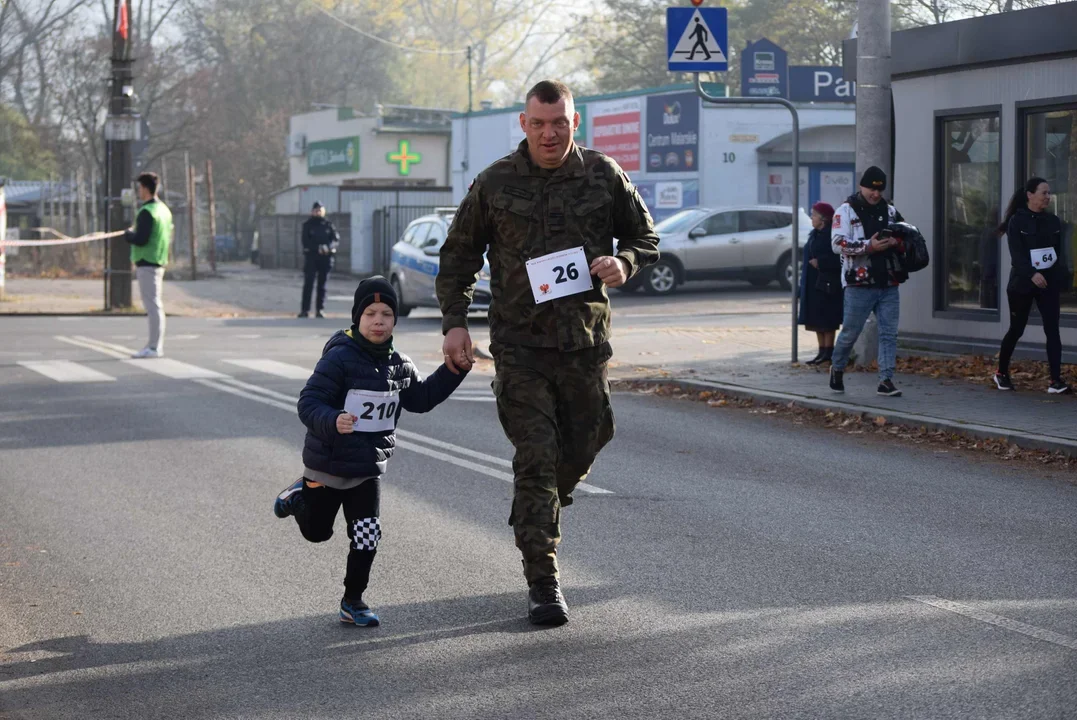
left=1, top=312, right=1075, bottom=720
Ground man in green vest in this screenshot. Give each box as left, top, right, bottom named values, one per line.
left=124, top=172, right=173, bottom=359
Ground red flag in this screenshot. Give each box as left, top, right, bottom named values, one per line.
left=116, top=0, right=129, bottom=40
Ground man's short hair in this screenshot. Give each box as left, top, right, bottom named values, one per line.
left=526, top=80, right=573, bottom=106
left=137, top=172, right=159, bottom=196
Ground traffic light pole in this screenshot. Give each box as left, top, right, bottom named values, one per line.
left=693, top=75, right=801, bottom=363
left=105, top=0, right=134, bottom=310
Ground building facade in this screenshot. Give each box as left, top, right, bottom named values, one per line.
left=287, top=105, right=452, bottom=187
left=450, top=84, right=855, bottom=222
left=844, top=3, right=1077, bottom=357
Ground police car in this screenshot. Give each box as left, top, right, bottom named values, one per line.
left=388, top=208, right=492, bottom=317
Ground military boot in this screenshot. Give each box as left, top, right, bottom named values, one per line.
left=528, top=578, right=569, bottom=626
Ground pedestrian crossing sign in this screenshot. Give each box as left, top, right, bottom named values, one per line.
left=667, top=7, right=728, bottom=72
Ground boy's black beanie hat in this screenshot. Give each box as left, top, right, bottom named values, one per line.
left=352, top=275, right=398, bottom=326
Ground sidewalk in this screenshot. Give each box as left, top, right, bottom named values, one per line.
left=610, top=346, right=1077, bottom=457
left=0, top=262, right=365, bottom=316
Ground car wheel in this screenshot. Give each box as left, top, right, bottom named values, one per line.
left=749, top=278, right=772, bottom=287
left=642, top=259, right=678, bottom=296
left=776, top=253, right=795, bottom=292
left=391, top=277, right=412, bottom=317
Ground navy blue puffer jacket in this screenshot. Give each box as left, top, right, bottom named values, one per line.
left=298, top=330, right=465, bottom=479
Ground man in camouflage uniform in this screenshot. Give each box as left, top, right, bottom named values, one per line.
left=436, top=80, right=660, bottom=626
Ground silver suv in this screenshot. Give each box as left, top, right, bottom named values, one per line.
left=623, top=205, right=812, bottom=295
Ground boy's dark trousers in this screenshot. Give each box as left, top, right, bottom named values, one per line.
left=294, top=479, right=381, bottom=600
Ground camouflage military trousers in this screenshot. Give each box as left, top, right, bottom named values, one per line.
left=490, top=341, right=616, bottom=585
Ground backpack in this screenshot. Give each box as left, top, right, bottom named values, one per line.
left=890, top=222, right=929, bottom=273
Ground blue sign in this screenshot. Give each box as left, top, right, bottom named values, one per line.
left=741, top=38, right=787, bottom=99
left=635, top=180, right=700, bottom=224
left=646, top=92, right=700, bottom=174
left=789, top=66, right=856, bottom=102
left=666, top=8, right=728, bottom=72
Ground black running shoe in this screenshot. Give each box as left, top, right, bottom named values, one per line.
left=1048, top=380, right=1071, bottom=395
left=829, top=368, right=844, bottom=394
left=316, top=311, right=326, bottom=319
left=297, top=311, right=309, bottom=318
left=877, top=379, right=902, bottom=397
left=528, top=579, right=569, bottom=626
left=805, top=351, right=825, bottom=366
left=273, top=478, right=305, bottom=518
left=994, top=372, right=1014, bottom=391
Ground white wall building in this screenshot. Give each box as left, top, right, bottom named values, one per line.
left=450, top=84, right=855, bottom=222
left=287, top=105, right=452, bottom=188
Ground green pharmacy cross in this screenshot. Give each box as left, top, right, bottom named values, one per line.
left=387, top=140, right=422, bottom=176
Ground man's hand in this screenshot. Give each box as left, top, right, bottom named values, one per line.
left=336, top=412, right=357, bottom=434
left=442, top=327, right=474, bottom=375
left=809, top=258, right=819, bottom=269
left=590, top=256, right=629, bottom=288
left=1033, top=272, right=1048, bottom=289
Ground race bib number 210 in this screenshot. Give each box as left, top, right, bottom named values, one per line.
left=344, top=389, right=400, bottom=433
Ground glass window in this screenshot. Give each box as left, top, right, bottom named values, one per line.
left=407, top=223, right=432, bottom=247
left=740, top=211, right=782, bottom=232
left=424, top=222, right=447, bottom=249
left=655, top=208, right=709, bottom=234
left=939, top=114, right=1001, bottom=310
left=703, top=212, right=738, bottom=236
left=1025, top=106, right=1077, bottom=314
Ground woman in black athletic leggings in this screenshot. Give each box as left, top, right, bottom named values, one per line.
left=994, top=177, right=1070, bottom=394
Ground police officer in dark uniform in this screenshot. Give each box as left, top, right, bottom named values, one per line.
left=436, top=80, right=660, bottom=626
left=298, top=201, right=340, bottom=318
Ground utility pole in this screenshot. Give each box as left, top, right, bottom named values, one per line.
left=855, top=0, right=891, bottom=183
left=206, top=159, right=217, bottom=273
left=186, top=157, right=197, bottom=280
left=105, top=0, right=135, bottom=309
left=853, top=0, right=892, bottom=367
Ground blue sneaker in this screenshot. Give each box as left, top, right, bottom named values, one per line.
left=340, top=597, right=380, bottom=627
left=273, top=478, right=305, bottom=519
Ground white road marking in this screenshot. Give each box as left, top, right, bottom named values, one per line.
left=170, top=334, right=201, bottom=340
left=190, top=380, right=612, bottom=496
left=72, top=335, right=137, bottom=354
left=326, top=295, right=352, bottom=301
left=111, top=335, right=137, bottom=340
left=17, top=360, right=116, bottom=383
left=123, top=358, right=226, bottom=379
left=223, top=359, right=311, bottom=380
left=908, top=595, right=1077, bottom=653
left=54, top=336, right=131, bottom=360
left=235, top=334, right=262, bottom=339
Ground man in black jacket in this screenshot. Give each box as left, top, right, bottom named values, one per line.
left=299, top=201, right=340, bottom=318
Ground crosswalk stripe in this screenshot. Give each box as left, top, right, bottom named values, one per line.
left=122, top=358, right=226, bottom=379
left=17, top=360, right=116, bottom=383
left=54, top=336, right=130, bottom=360
left=222, top=359, right=311, bottom=380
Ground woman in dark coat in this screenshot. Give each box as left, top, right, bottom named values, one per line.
left=798, top=202, right=844, bottom=365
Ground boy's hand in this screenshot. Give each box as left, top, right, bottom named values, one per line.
left=443, top=327, right=474, bottom=375
left=336, top=412, right=357, bottom=434
left=591, top=256, right=629, bottom=288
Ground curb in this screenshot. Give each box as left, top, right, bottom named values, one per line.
left=622, top=376, right=1077, bottom=458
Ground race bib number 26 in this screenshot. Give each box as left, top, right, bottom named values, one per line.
left=526, top=247, right=593, bottom=304
left=1031, top=247, right=1057, bottom=270
left=344, top=389, right=400, bottom=433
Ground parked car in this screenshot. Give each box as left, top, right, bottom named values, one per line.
left=388, top=209, right=491, bottom=317
left=620, top=205, right=812, bottom=295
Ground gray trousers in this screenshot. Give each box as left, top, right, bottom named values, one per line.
left=136, top=265, right=166, bottom=352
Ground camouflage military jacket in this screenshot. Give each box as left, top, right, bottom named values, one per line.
left=436, top=141, right=660, bottom=351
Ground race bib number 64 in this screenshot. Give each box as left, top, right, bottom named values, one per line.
left=344, top=389, right=400, bottom=433
left=1031, top=247, right=1057, bottom=270
left=526, top=247, right=593, bottom=304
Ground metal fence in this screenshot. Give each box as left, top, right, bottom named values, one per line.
left=371, top=205, right=442, bottom=274
left=256, top=213, right=352, bottom=271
